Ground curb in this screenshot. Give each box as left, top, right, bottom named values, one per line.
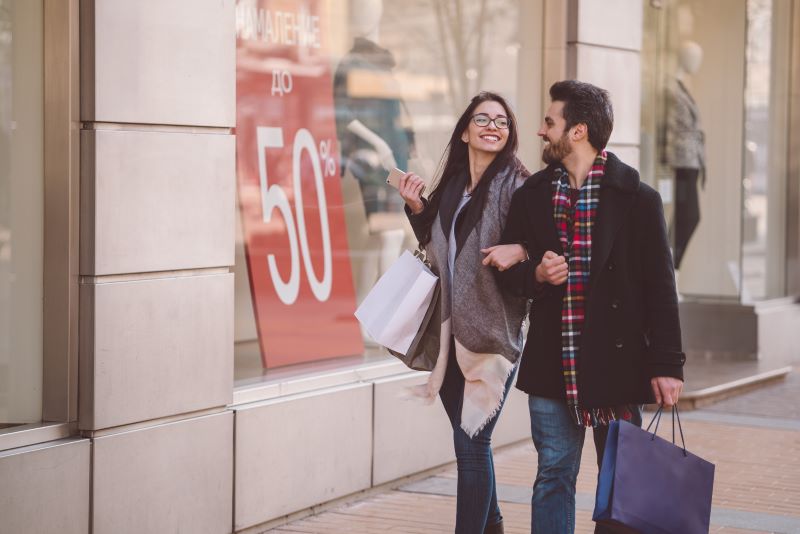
left=678, top=365, right=793, bottom=410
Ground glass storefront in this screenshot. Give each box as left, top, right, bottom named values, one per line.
left=640, top=0, right=791, bottom=302
left=233, top=0, right=542, bottom=382
left=0, top=0, right=44, bottom=426
left=742, top=0, right=792, bottom=301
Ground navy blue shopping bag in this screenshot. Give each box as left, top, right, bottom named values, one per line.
left=593, top=406, right=715, bottom=534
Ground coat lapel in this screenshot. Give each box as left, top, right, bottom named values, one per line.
left=589, top=154, right=639, bottom=289
left=438, top=171, right=469, bottom=239
left=530, top=177, right=564, bottom=256
left=455, top=194, right=482, bottom=259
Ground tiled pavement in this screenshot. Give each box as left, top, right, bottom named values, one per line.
left=269, top=368, right=800, bottom=533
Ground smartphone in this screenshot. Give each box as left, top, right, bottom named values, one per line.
left=386, top=167, right=425, bottom=195
left=385, top=167, right=406, bottom=189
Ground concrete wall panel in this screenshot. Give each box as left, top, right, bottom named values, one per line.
left=372, top=372, right=530, bottom=487
left=0, top=439, right=90, bottom=534
left=92, top=413, right=233, bottom=534
left=80, top=273, right=233, bottom=430
left=372, top=373, right=454, bottom=486
left=81, top=0, right=235, bottom=126
left=757, top=300, right=800, bottom=362
left=81, top=129, right=235, bottom=275
left=234, top=384, right=372, bottom=530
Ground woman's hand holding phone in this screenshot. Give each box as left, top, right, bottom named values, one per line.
left=395, top=170, right=426, bottom=215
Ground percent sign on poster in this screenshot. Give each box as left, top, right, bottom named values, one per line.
left=318, top=139, right=336, bottom=177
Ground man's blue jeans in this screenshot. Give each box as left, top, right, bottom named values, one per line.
left=528, top=396, right=643, bottom=534
left=439, top=343, right=517, bottom=534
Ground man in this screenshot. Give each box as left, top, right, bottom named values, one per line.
left=491, top=80, right=685, bottom=534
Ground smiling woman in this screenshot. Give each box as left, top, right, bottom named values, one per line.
left=392, top=91, right=529, bottom=533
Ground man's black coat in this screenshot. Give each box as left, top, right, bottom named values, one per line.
left=496, top=152, right=685, bottom=407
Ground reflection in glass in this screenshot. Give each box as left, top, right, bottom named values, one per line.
left=0, top=0, right=10, bottom=426
left=642, top=0, right=790, bottom=302
left=337, top=0, right=524, bottom=351
left=666, top=40, right=705, bottom=271
left=639, top=3, right=671, bottom=199
left=742, top=0, right=791, bottom=301
left=0, top=0, right=44, bottom=425
left=333, top=1, right=414, bottom=216
left=233, top=0, right=533, bottom=379
left=644, top=0, right=746, bottom=299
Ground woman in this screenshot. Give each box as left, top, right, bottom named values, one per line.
left=398, top=92, right=529, bottom=534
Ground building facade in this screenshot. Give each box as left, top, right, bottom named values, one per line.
left=1, top=0, right=798, bottom=532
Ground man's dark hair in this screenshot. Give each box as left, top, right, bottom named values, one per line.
left=549, top=80, right=614, bottom=151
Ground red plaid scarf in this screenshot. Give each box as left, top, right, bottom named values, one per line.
left=552, top=151, right=617, bottom=426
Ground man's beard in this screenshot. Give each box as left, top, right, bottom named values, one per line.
left=542, top=133, right=572, bottom=164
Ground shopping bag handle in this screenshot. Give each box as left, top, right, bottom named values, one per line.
left=645, top=405, right=688, bottom=457
left=413, top=247, right=431, bottom=268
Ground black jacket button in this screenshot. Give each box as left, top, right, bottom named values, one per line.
left=615, top=339, right=624, bottom=349
left=608, top=262, right=616, bottom=271
left=611, top=300, right=620, bottom=309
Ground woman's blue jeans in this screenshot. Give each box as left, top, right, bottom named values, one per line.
left=528, top=396, right=643, bottom=534
left=439, top=339, right=517, bottom=534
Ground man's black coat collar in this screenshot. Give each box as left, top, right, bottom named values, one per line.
left=523, top=151, right=640, bottom=193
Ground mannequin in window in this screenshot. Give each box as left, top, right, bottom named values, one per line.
left=333, top=0, right=415, bottom=215
left=666, top=40, right=705, bottom=269
left=335, top=0, right=417, bottom=307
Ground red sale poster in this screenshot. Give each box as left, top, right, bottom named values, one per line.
left=235, top=1, right=364, bottom=367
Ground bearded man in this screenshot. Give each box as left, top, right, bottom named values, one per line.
left=487, top=80, right=685, bottom=534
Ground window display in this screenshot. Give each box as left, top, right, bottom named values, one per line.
left=641, top=0, right=790, bottom=301
left=234, top=0, right=541, bottom=379
left=741, top=0, right=792, bottom=301
left=665, top=40, right=705, bottom=270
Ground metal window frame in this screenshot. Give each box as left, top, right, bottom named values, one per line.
left=789, top=0, right=800, bottom=296
left=42, top=0, right=80, bottom=423
left=0, top=0, right=78, bottom=452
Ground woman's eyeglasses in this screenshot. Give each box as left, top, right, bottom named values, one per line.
left=471, top=113, right=510, bottom=129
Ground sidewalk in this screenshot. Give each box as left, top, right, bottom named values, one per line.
left=268, top=365, right=800, bottom=533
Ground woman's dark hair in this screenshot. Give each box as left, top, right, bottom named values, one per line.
left=417, top=91, right=519, bottom=246
left=549, top=80, right=614, bottom=151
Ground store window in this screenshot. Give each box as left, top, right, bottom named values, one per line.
left=742, top=0, right=792, bottom=301
left=0, top=0, right=44, bottom=427
left=234, top=0, right=542, bottom=382
left=640, top=0, right=791, bottom=302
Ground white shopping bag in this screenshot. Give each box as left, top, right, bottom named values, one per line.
left=354, top=250, right=439, bottom=355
